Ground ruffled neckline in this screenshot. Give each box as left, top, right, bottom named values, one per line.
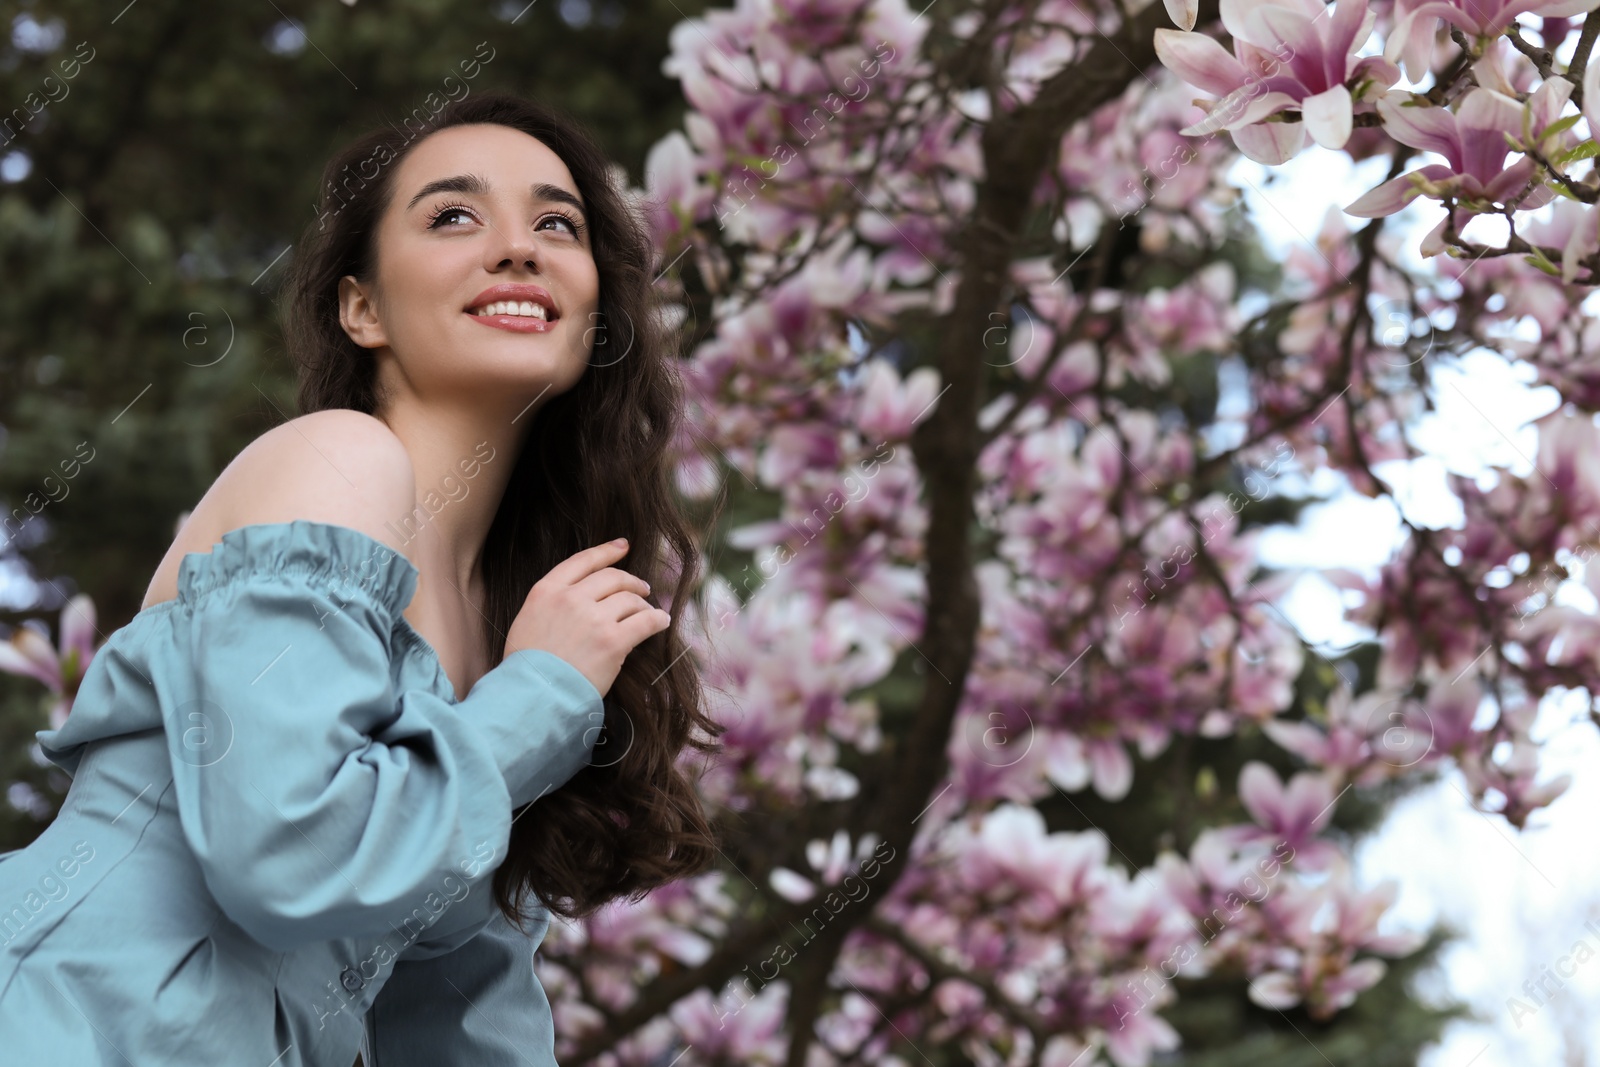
left=35, top=521, right=465, bottom=772
left=146, top=519, right=453, bottom=701
left=174, top=519, right=420, bottom=614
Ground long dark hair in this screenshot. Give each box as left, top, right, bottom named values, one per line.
left=278, top=91, right=721, bottom=927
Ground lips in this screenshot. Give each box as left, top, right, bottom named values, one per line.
left=464, top=283, right=561, bottom=334
left=464, top=284, right=560, bottom=320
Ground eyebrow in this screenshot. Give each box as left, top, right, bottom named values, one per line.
left=405, top=173, right=588, bottom=227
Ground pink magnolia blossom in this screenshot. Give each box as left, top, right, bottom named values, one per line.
left=1263, top=685, right=1382, bottom=784
left=669, top=980, right=788, bottom=1060
left=1343, top=84, right=1569, bottom=252
left=642, top=129, right=713, bottom=245
left=854, top=358, right=942, bottom=442
left=1247, top=875, right=1424, bottom=1017
left=1225, top=761, right=1342, bottom=868
left=556, top=1, right=1597, bottom=1057
left=1263, top=682, right=1446, bottom=785
left=1386, top=0, right=1600, bottom=82
left=0, top=593, right=97, bottom=731
left=1155, top=0, right=1401, bottom=164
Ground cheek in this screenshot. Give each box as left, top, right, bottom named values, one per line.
left=560, top=259, right=603, bottom=337
left=388, top=245, right=475, bottom=340
left=574, top=260, right=601, bottom=313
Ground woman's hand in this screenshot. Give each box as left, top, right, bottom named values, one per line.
left=503, top=538, right=669, bottom=697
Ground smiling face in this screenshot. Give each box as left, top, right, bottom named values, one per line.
left=337, top=122, right=601, bottom=406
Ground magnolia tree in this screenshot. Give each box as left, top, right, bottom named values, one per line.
left=7, top=0, right=1599, bottom=1063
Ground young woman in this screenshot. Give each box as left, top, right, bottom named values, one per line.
left=0, top=92, right=720, bottom=1065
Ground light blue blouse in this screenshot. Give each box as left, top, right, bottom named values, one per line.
left=0, top=519, right=603, bottom=1066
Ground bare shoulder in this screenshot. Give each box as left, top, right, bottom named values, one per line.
left=216, top=410, right=417, bottom=536
left=141, top=411, right=417, bottom=610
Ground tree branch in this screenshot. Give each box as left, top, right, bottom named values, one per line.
left=570, top=1, right=1231, bottom=1059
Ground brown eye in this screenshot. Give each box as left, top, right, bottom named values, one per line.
left=427, top=203, right=476, bottom=229
left=539, top=212, right=585, bottom=239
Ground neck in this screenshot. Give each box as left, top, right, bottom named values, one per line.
left=373, top=387, right=545, bottom=593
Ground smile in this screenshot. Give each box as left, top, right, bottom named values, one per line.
left=465, top=306, right=560, bottom=333
left=463, top=284, right=562, bottom=333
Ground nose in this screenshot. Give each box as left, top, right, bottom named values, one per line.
left=484, top=220, right=541, bottom=273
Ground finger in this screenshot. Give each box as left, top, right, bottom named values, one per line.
left=576, top=567, right=651, bottom=602
left=598, top=589, right=658, bottom=622
left=620, top=604, right=673, bottom=646
left=544, top=539, right=631, bottom=587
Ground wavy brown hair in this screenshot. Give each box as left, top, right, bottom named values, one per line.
left=277, top=90, right=721, bottom=928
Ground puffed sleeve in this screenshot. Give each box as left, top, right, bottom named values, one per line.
left=361, top=903, right=560, bottom=1066
left=147, top=519, right=602, bottom=952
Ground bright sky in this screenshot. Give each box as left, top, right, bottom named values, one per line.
left=1235, top=125, right=1599, bottom=1063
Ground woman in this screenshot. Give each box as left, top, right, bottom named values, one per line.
left=0, top=92, right=721, bottom=1065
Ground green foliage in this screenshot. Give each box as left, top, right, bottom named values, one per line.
left=0, top=675, right=68, bottom=850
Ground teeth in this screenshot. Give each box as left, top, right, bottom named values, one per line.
left=473, top=300, right=550, bottom=320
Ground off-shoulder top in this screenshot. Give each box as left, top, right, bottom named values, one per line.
left=0, top=520, right=603, bottom=1066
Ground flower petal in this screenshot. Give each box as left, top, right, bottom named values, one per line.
left=1231, top=118, right=1308, bottom=164
left=1237, top=760, right=1283, bottom=826
left=1181, top=87, right=1301, bottom=136
left=1326, top=0, right=1372, bottom=82
left=0, top=627, right=60, bottom=689
left=1528, top=76, right=1574, bottom=137
left=1254, top=4, right=1332, bottom=89
left=1301, top=84, right=1353, bottom=148
left=1418, top=212, right=1451, bottom=257
left=1587, top=45, right=1600, bottom=139
left=1349, top=55, right=1402, bottom=96
left=1383, top=8, right=1439, bottom=83
left=1534, top=0, right=1600, bottom=15
left=1248, top=971, right=1303, bottom=1010
left=1471, top=37, right=1519, bottom=96
left=1219, top=0, right=1264, bottom=45
left=59, top=593, right=97, bottom=669
left=1090, top=740, right=1133, bottom=800
left=1263, top=719, right=1330, bottom=762
left=1562, top=203, right=1600, bottom=284
left=1418, top=0, right=1510, bottom=34
left=1376, top=92, right=1461, bottom=166
left=1155, top=28, right=1249, bottom=96
left=1482, top=155, right=1537, bottom=204
left=1164, top=0, right=1200, bottom=31
left=1286, top=770, right=1338, bottom=833
left=768, top=867, right=816, bottom=902
left=1456, top=88, right=1522, bottom=183
left=1342, top=164, right=1455, bottom=216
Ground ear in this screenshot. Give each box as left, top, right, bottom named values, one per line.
left=338, top=275, right=388, bottom=349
